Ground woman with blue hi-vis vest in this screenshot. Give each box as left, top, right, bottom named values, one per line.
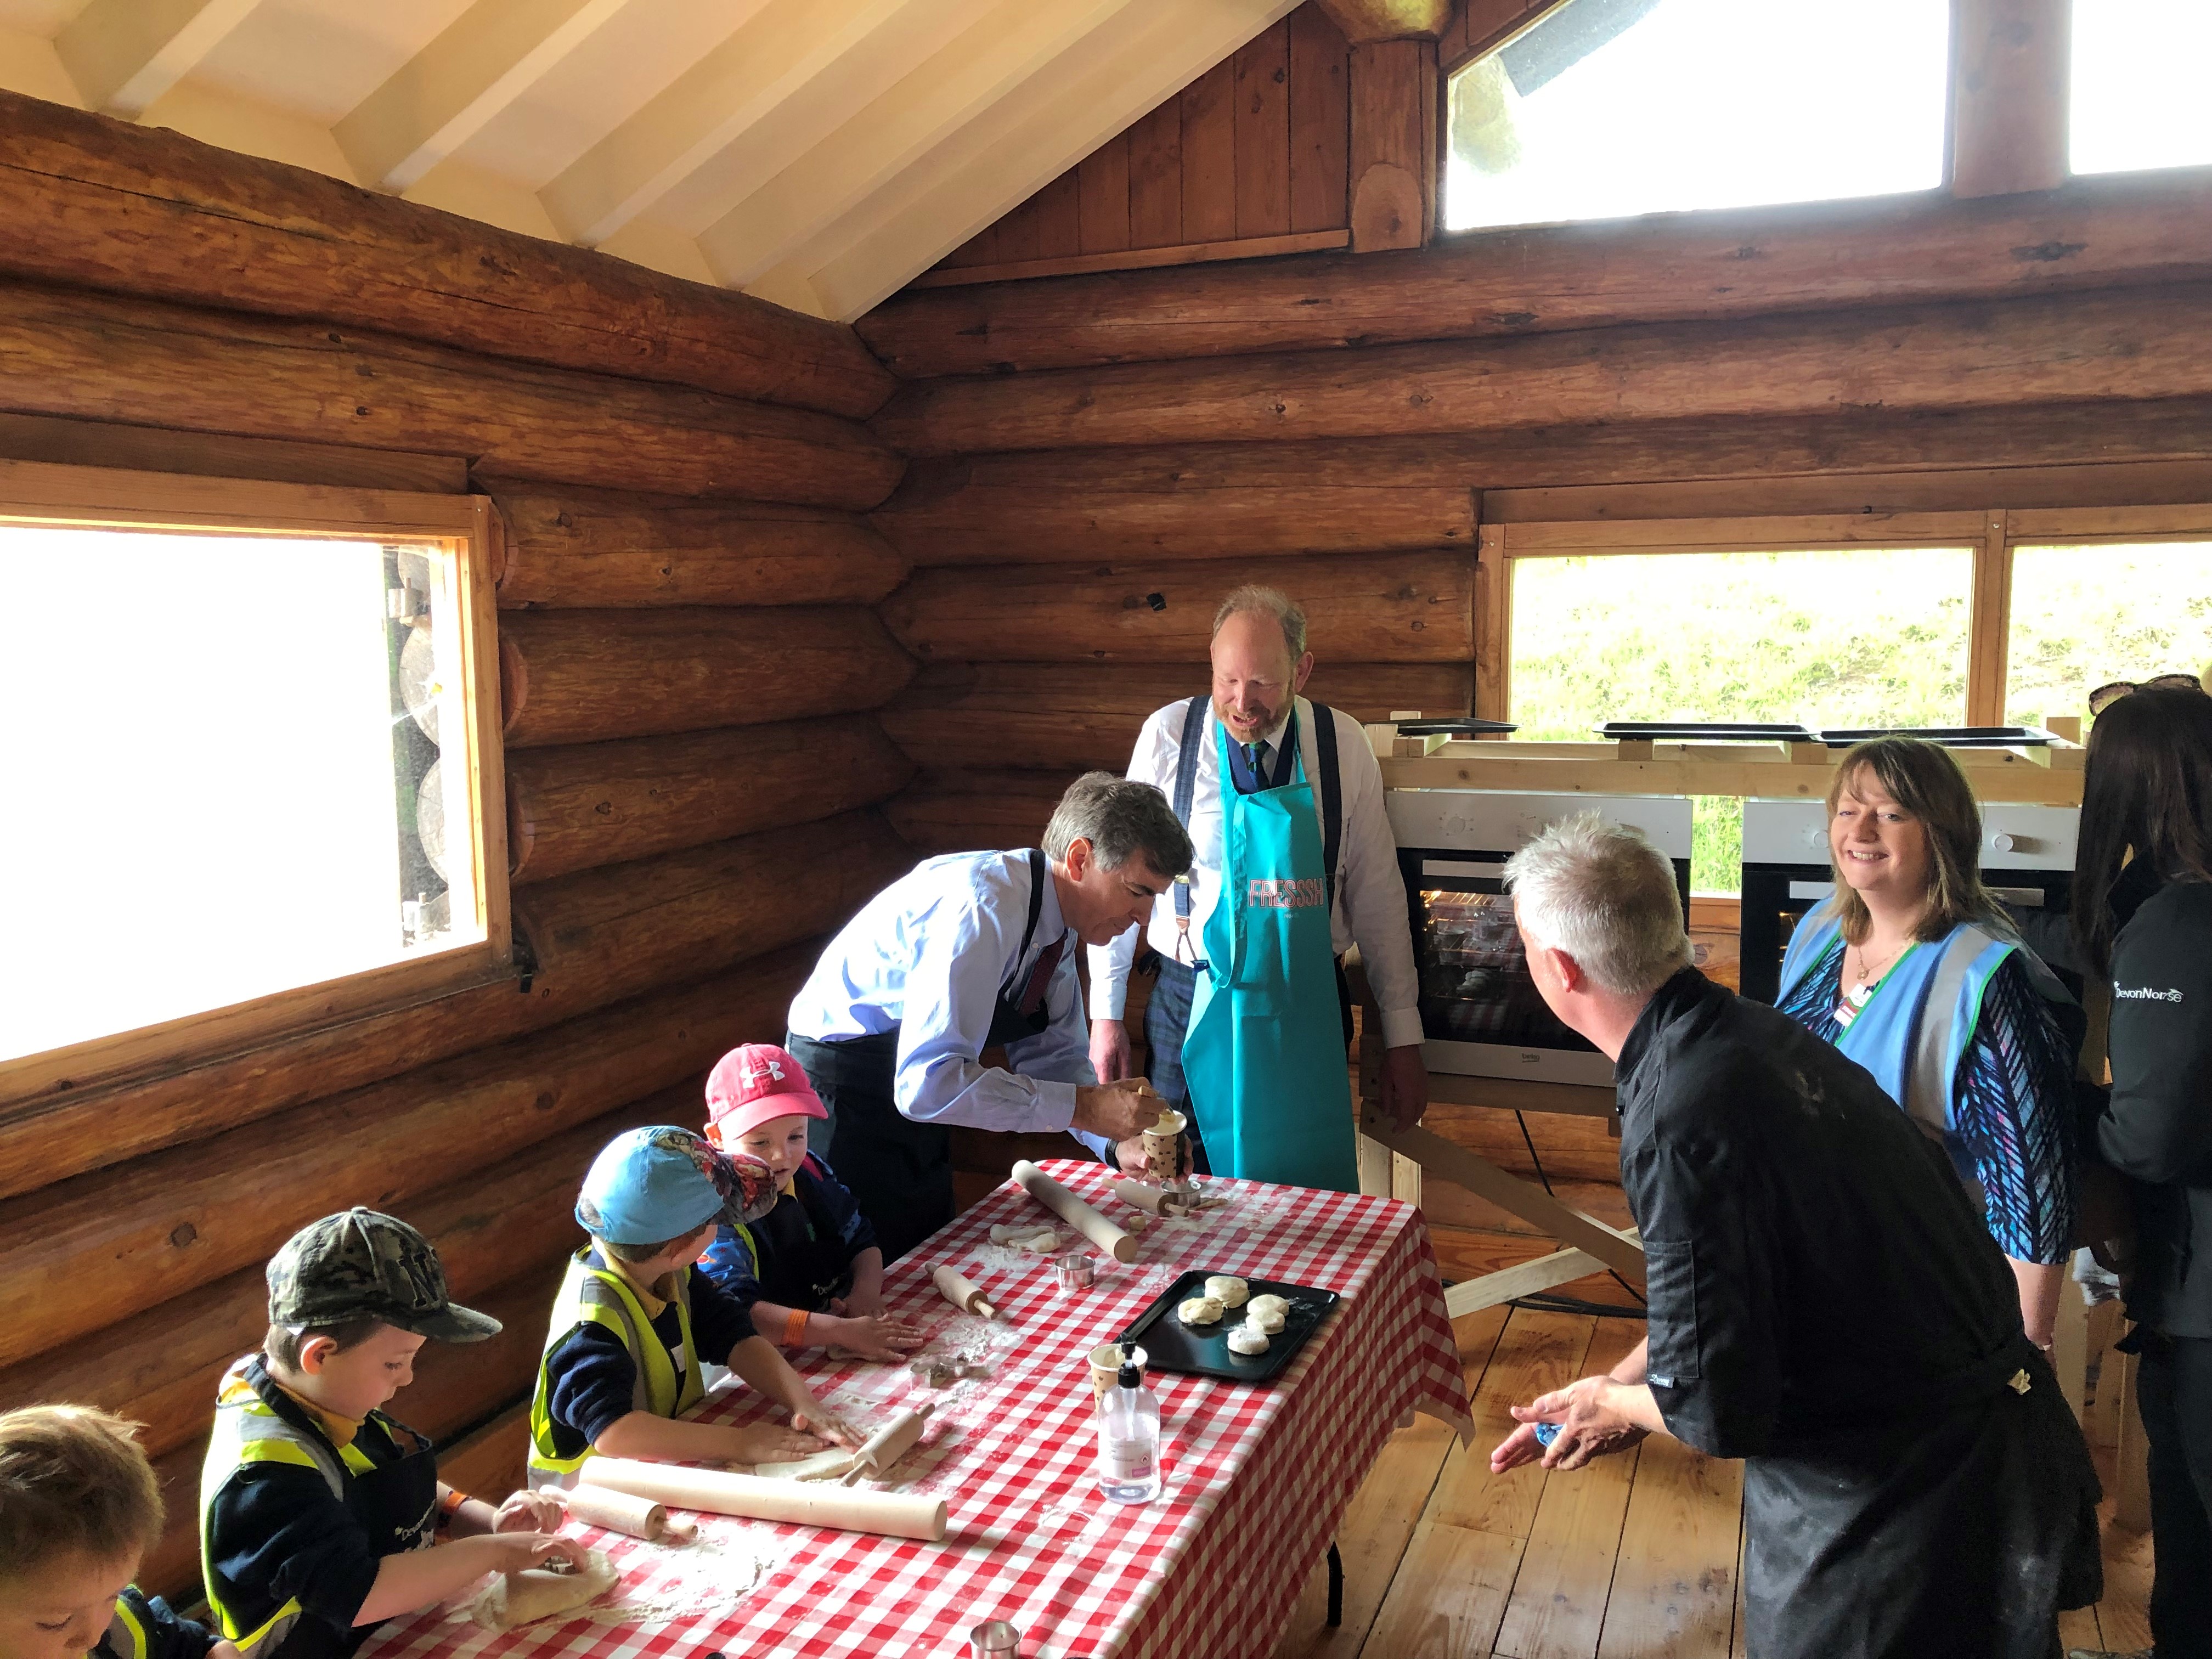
left=1776, top=736, right=2081, bottom=1352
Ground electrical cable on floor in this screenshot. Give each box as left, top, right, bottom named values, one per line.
left=1516, top=1110, right=1646, bottom=1308
left=1508, top=1294, right=1647, bottom=1320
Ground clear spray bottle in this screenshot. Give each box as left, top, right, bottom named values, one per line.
left=1097, top=1340, right=1161, bottom=1504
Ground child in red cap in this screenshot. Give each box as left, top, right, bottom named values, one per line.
left=699, top=1046, right=924, bottom=1363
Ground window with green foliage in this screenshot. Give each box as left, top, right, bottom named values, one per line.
left=2006, top=541, right=2212, bottom=722
left=2070, top=0, right=2212, bottom=176
left=1509, top=544, right=1974, bottom=894
left=1444, top=0, right=1949, bottom=233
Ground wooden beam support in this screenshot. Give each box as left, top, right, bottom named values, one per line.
left=506, top=716, right=917, bottom=885
left=1314, top=0, right=1453, bottom=43
left=0, top=815, right=909, bottom=1200
left=1951, top=0, right=2070, bottom=200
left=0, top=90, right=893, bottom=419
left=1442, top=1247, right=1612, bottom=1319
left=334, top=0, right=629, bottom=193
left=872, top=281, right=2212, bottom=456
left=879, top=549, right=1472, bottom=664
left=54, top=0, right=263, bottom=117
left=498, top=606, right=915, bottom=748
left=855, top=167, right=2212, bottom=379
left=1346, top=36, right=1437, bottom=250
left=491, top=486, right=907, bottom=609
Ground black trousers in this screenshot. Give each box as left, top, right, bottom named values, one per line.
left=2140, top=1329, right=2212, bottom=1659
left=784, top=1031, right=949, bottom=1266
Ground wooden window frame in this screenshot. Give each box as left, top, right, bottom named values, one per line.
left=0, top=458, right=512, bottom=1110
left=1476, top=492, right=2212, bottom=728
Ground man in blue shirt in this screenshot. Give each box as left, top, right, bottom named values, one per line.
left=786, top=772, right=1192, bottom=1260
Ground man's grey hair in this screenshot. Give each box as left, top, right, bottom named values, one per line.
left=1503, top=812, right=1692, bottom=997
left=1212, top=584, right=1307, bottom=661
left=1043, top=772, right=1194, bottom=877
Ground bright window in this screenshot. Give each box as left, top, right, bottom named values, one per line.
left=2070, top=0, right=2212, bottom=176
left=1508, top=539, right=1974, bottom=893
left=1444, top=0, right=1949, bottom=233
left=0, top=465, right=506, bottom=1088
left=2006, top=541, right=2212, bottom=724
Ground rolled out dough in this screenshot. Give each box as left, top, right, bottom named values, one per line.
left=477, top=1550, right=617, bottom=1631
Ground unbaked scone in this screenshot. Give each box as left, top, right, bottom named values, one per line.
left=1177, top=1295, right=1226, bottom=1325
left=1246, top=1293, right=1289, bottom=1321
left=1246, top=1304, right=1286, bottom=1334
left=1226, top=1323, right=1269, bottom=1355
left=1204, top=1275, right=1249, bottom=1308
left=476, top=1550, right=617, bottom=1631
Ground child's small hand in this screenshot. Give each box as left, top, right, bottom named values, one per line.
left=732, top=1422, right=828, bottom=1464
left=831, top=1313, right=925, bottom=1361
left=492, top=1489, right=565, bottom=1534
left=482, top=1531, right=591, bottom=1575
left=793, top=1401, right=864, bottom=1447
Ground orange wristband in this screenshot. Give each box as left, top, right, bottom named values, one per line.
left=437, top=1488, right=470, bottom=1526
left=783, top=1308, right=809, bottom=1346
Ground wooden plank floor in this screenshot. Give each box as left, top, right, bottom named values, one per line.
left=1271, top=1304, right=2153, bottom=1659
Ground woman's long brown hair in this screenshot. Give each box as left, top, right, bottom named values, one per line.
left=2072, top=686, right=2212, bottom=977
left=1826, top=737, right=2001, bottom=945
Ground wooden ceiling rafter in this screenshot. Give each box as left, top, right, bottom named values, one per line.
left=52, top=0, right=266, bottom=116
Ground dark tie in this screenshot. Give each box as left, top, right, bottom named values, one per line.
left=1018, top=936, right=1065, bottom=1016
left=1247, top=742, right=1269, bottom=781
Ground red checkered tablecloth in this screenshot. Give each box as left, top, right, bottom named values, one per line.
left=363, top=1161, right=1471, bottom=1659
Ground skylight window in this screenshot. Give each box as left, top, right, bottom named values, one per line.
left=2070, top=0, right=2212, bottom=176
left=1444, top=0, right=1950, bottom=233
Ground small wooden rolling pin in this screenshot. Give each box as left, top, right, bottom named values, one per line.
left=932, top=1263, right=998, bottom=1319
left=562, top=1482, right=695, bottom=1543
left=839, top=1403, right=934, bottom=1486
left=584, top=1456, right=949, bottom=1542
left=1013, top=1160, right=1139, bottom=1263
left=1109, top=1178, right=1171, bottom=1216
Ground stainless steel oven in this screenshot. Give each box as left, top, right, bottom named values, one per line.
left=1386, top=791, right=1694, bottom=1086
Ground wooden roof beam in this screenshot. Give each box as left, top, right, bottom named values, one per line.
left=535, top=0, right=928, bottom=250
left=800, top=0, right=1301, bottom=323
left=697, top=0, right=1142, bottom=291
left=1312, top=0, right=1453, bottom=43
left=333, top=0, right=634, bottom=194
left=54, top=0, right=266, bottom=117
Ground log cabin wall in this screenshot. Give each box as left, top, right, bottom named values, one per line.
left=856, top=110, right=2212, bottom=1265
left=0, top=93, right=919, bottom=1597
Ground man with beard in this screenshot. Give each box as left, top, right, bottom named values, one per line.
left=1491, top=812, right=2102, bottom=1659
left=1087, top=585, right=1426, bottom=1191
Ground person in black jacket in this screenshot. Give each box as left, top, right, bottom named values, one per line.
left=2063, top=685, right=2212, bottom=1659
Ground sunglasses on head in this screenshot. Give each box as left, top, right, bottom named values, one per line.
left=2088, top=673, right=2205, bottom=715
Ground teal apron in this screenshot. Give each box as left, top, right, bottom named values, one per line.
left=1182, top=719, right=1358, bottom=1191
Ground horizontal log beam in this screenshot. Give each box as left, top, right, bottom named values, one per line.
left=855, top=166, right=2212, bottom=378
left=491, top=486, right=908, bottom=609
left=0, top=811, right=908, bottom=1199
left=871, top=282, right=2212, bottom=456
left=498, top=607, right=915, bottom=748
left=878, top=661, right=1470, bottom=772
left=506, top=716, right=917, bottom=885
left=0, top=956, right=814, bottom=1372
left=0, top=279, right=901, bottom=509
left=0, top=89, right=893, bottom=419
left=0, top=1084, right=700, bottom=1460
left=882, top=550, right=1472, bottom=666
left=884, top=768, right=1074, bottom=859
left=872, top=397, right=2212, bottom=564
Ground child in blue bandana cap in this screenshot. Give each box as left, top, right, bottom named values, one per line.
left=526, top=1126, right=859, bottom=1486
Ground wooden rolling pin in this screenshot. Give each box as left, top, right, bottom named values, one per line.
left=839, top=1403, right=934, bottom=1486
left=932, top=1263, right=997, bottom=1319
left=582, top=1456, right=949, bottom=1542
left=562, top=1483, right=694, bottom=1542
left=1110, top=1178, right=1171, bottom=1216
left=1013, top=1160, right=1139, bottom=1263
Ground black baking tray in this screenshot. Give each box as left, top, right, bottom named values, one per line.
left=1394, top=717, right=1518, bottom=735
left=1115, top=1270, right=1339, bottom=1385
left=1596, top=721, right=1820, bottom=742
left=1820, top=725, right=2058, bottom=748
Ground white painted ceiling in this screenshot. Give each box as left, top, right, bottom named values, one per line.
left=0, top=0, right=1299, bottom=321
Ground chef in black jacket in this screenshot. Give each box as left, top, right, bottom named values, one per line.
left=2043, top=684, right=2212, bottom=1659
left=1488, top=812, right=2101, bottom=1659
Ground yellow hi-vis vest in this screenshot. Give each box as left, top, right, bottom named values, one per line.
left=198, top=1368, right=379, bottom=1659
left=526, top=1248, right=706, bottom=1487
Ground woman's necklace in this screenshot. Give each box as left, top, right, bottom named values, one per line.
left=1835, top=934, right=1909, bottom=1029
left=1847, top=936, right=1908, bottom=989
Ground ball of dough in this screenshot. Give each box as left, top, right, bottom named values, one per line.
left=1246, top=1293, right=1290, bottom=1321
left=1247, top=1304, right=1286, bottom=1334
left=1204, top=1275, right=1249, bottom=1307
left=1178, top=1295, right=1226, bottom=1325
left=1226, top=1323, right=1270, bottom=1356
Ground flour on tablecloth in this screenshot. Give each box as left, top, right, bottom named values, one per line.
left=442, top=1521, right=787, bottom=1634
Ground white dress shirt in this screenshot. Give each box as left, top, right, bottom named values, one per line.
left=787, top=850, right=1100, bottom=1136
left=1088, top=695, right=1424, bottom=1048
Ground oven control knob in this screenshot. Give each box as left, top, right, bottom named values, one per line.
left=1989, top=832, right=2033, bottom=854
left=1801, top=827, right=1825, bottom=851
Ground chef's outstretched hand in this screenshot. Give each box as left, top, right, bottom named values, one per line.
left=1491, top=1375, right=1650, bottom=1474
left=1074, top=1079, right=1159, bottom=1145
